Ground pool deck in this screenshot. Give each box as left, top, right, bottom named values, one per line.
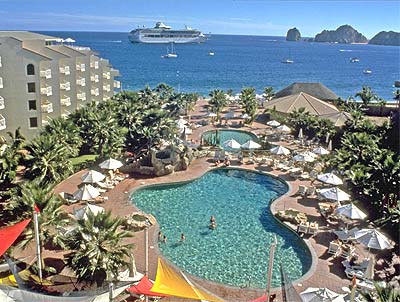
left=49, top=100, right=373, bottom=301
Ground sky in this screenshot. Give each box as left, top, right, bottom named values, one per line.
left=1, top=0, right=399, bottom=38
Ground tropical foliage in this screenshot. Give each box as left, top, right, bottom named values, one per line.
left=208, top=89, right=227, bottom=121
left=239, top=87, right=258, bottom=123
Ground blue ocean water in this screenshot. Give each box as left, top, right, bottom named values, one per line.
left=41, top=31, right=400, bottom=100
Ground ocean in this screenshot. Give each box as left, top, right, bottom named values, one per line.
left=41, top=31, right=400, bottom=101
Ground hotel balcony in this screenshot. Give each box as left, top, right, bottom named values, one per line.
left=77, top=92, right=87, bottom=101
left=41, top=101, right=53, bottom=114
left=90, top=74, right=99, bottom=83
left=61, top=110, right=71, bottom=119
left=91, top=88, right=99, bottom=96
left=40, top=86, right=53, bottom=96
left=0, top=56, right=2, bottom=67
left=76, top=63, right=86, bottom=72
left=110, top=68, right=120, bottom=77
left=59, top=66, right=70, bottom=75
left=0, top=96, right=4, bottom=109
left=103, top=84, right=111, bottom=92
left=60, top=82, right=71, bottom=91
left=76, top=78, right=86, bottom=87
left=103, top=72, right=111, bottom=80
left=40, top=69, right=52, bottom=79
left=113, top=80, right=121, bottom=89
left=60, top=96, right=71, bottom=107
left=0, top=114, right=6, bottom=130
left=90, top=61, right=99, bottom=69
left=0, top=77, right=3, bottom=89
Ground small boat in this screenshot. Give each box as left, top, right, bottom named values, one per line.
left=208, top=51, right=215, bottom=56
left=282, top=59, right=294, bottom=64
left=350, top=57, right=359, bottom=63
left=363, top=69, right=372, bottom=74
left=161, top=43, right=177, bottom=58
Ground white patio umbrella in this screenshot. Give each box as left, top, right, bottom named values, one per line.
left=335, top=203, right=367, bottom=220
left=205, top=112, right=217, bottom=118
left=354, top=229, right=392, bottom=250
left=319, top=187, right=351, bottom=202
left=73, top=184, right=100, bottom=201
left=317, top=172, right=343, bottom=185
left=267, top=120, right=281, bottom=127
left=241, top=113, right=249, bottom=119
left=313, top=146, right=330, bottom=155
left=74, top=204, right=104, bottom=220
left=222, top=139, right=241, bottom=149
left=269, top=145, right=291, bottom=155
left=276, top=124, right=291, bottom=132
left=298, top=128, right=304, bottom=139
left=293, top=153, right=316, bottom=162
left=241, top=140, right=261, bottom=149
left=99, top=158, right=123, bottom=170
left=300, top=287, right=345, bottom=302
left=80, top=170, right=106, bottom=184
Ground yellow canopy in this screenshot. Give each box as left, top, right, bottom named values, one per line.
left=150, top=258, right=224, bottom=302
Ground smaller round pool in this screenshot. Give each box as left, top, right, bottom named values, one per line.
left=202, top=129, right=258, bottom=150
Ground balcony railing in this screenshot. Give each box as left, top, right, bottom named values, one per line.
left=76, top=63, right=86, bottom=72
left=77, top=92, right=86, bottom=101
left=113, top=80, right=121, bottom=88
left=59, top=66, right=70, bottom=75
left=111, top=68, right=120, bottom=77
left=40, top=69, right=52, bottom=79
left=90, top=74, right=99, bottom=83
left=40, top=86, right=53, bottom=96
left=103, top=72, right=111, bottom=80
left=103, top=84, right=111, bottom=92
left=61, top=96, right=71, bottom=107
left=0, top=77, right=3, bottom=89
left=41, top=101, right=53, bottom=113
left=60, top=82, right=71, bottom=91
left=0, top=114, right=6, bottom=130
left=0, top=96, right=4, bottom=109
left=91, top=88, right=99, bottom=96
left=76, top=78, right=86, bottom=87
left=90, top=61, right=99, bottom=69
left=0, top=56, right=2, bottom=68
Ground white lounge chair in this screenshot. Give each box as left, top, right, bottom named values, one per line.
left=328, top=242, right=342, bottom=257
left=58, top=192, right=78, bottom=204
left=308, top=222, right=319, bottom=235
left=296, top=185, right=307, bottom=196
left=297, top=222, right=309, bottom=234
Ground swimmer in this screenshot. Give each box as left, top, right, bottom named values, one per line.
left=162, top=235, right=167, bottom=243
left=158, top=231, right=163, bottom=241
left=180, top=233, right=185, bottom=242
left=210, top=215, right=216, bottom=223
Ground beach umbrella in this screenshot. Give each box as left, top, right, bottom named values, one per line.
left=267, top=120, right=280, bottom=127
left=312, top=146, right=330, bottom=155
left=335, top=203, right=366, bottom=220
left=317, top=172, right=343, bottom=185
left=300, top=287, right=345, bottom=302
left=298, top=128, right=303, bottom=139
left=241, top=113, right=249, bottom=119
left=293, top=153, right=316, bottom=162
left=241, top=140, right=261, bottom=149
left=74, top=204, right=104, bottom=220
left=354, top=229, right=392, bottom=250
left=276, top=124, right=291, bottom=132
left=222, top=139, right=241, bottom=149
left=319, top=187, right=351, bottom=202
left=224, top=111, right=236, bottom=119
left=205, top=112, right=217, bottom=118
left=73, top=184, right=100, bottom=201
left=99, top=158, right=123, bottom=170
left=269, top=145, right=291, bottom=155
left=80, top=170, right=106, bottom=184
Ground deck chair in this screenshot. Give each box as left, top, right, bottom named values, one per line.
left=213, top=150, right=220, bottom=161
left=58, top=192, right=78, bottom=204
left=308, top=222, right=319, bottom=235
left=341, top=245, right=356, bottom=259
left=306, top=186, right=316, bottom=197
left=328, top=242, right=342, bottom=257
left=297, top=222, right=309, bottom=234
left=219, top=150, right=226, bottom=161
left=296, top=185, right=307, bottom=196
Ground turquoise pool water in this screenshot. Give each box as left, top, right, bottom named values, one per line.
left=201, top=129, right=258, bottom=150
left=132, top=169, right=312, bottom=288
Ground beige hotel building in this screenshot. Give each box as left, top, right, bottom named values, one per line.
left=0, top=31, right=121, bottom=140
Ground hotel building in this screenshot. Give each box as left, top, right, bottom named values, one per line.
left=0, top=31, right=121, bottom=139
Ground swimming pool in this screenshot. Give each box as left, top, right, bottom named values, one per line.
left=201, top=129, right=258, bottom=150
left=132, top=169, right=312, bottom=288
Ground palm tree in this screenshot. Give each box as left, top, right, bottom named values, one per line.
left=263, top=87, right=275, bottom=103
left=208, top=89, right=227, bottom=121
left=65, top=210, right=133, bottom=287
left=239, top=87, right=258, bottom=123
left=376, top=98, right=387, bottom=116
left=355, top=86, right=377, bottom=106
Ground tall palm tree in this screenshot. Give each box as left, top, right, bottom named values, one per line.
left=263, top=87, right=275, bottom=103
left=65, top=210, right=133, bottom=287
left=208, top=89, right=227, bottom=121
left=239, top=87, right=258, bottom=123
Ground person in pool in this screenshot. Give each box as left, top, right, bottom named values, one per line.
left=162, top=235, right=167, bottom=243
left=180, top=233, right=185, bottom=242
left=158, top=231, right=163, bottom=241
left=209, top=221, right=217, bottom=230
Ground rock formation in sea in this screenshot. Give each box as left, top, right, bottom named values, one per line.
left=314, top=25, right=368, bottom=44
left=286, top=28, right=301, bottom=41
left=369, top=31, right=400, bottom=46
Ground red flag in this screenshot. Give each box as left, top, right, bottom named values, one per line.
left=0, top=219, right=32, bottom=257
left=34, top=203, right=40, bottom=213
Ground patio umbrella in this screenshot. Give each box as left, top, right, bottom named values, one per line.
left=205, top=112, right=217, bottom=118
left=74, top=204, right=104, bottom=220
left=317, top=172, right=343, bottom=185
left=313, top=146, right=330, bottom=155
left=293, top=153, right=316, bottom=162
left=241, top=113, right=249, bottom=119
left=277, top=124, right=291, bottom=132
left=303, top=151, right=318, bottom=158
left=99, top=158, right=123, bottom=170
left=80, top=170, right=105, bottom=184
left=222, top=139, right=241, bottom=149
left=267, top=120, right=280, bottom=127
left=269, top=145, right=291, bottom=155
left=300, top=287, right=345, bottom=302
left=241, top=140, right=261, bottom=149
left=354, top=229, right=392, bottom=250
left=319, top=187, right=351, bottom=202
left=335, top=203, right=366, bottom=220
left=298, top=128, right=303, bottom=139
left=73, top=184, right=100, bottom=201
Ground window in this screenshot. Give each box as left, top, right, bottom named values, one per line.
left=28, top=100, right=37, bottom=110
left=27, top=82, right=36, bottom=93
left=29, top=117, right=38, bottom=128
left=27, top=64, right=35, bottom=75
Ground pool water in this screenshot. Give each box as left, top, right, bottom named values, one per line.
left=201, top=129, right=258, bottom=150
left=132, top=169, right=312, bottom=288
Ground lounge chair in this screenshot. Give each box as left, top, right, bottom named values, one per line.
left=219, top=150, right=226, bottom=161
left=328, top=242, right=342, bottom=257
left=296, top=185, right=307, bottom=196
left=341, top=245, right=356, bottom=259
left=345, top=267, right=365, bottom=279
left=306, top=186, right=316, bottom=197
left=308, top=222, right=319, bottom=235
left=213, top=150, right=220, bottom=162
left=58, top=192, right=78, bottom=204
left=297, top=222, right=309, bottom=234
left=96, top=181, right=114, bottom=190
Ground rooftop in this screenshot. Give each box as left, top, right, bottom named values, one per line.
left=275, top=82, right=339, bottom=101
left=0, top=31, right=61, bottom=41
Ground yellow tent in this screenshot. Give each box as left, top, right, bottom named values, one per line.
left=150, top=258, right=224, bottom=302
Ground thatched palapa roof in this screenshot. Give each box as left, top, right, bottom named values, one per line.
left=275, top=83, right=338, bottom=101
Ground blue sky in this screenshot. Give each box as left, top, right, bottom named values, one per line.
left=1, top=0, right=399, bottom=38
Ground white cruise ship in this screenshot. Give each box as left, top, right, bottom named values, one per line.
left=129, top=22, right=207, bottom=44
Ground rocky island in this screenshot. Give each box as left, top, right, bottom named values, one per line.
left=314, top=25, right=368, bottom=44
left=369, top=31, right=400, bottom=46
left=286, top=27, right=301, bottom=41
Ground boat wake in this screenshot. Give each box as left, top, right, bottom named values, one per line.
left=339, top=49, right=352, bottom=52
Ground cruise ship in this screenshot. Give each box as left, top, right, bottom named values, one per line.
left=129, top=22, right=207, bottom=44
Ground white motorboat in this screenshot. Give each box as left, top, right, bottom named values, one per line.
left=363, top=69, right=372, bottom=74
left=161, top=43, right=177, bottom=58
